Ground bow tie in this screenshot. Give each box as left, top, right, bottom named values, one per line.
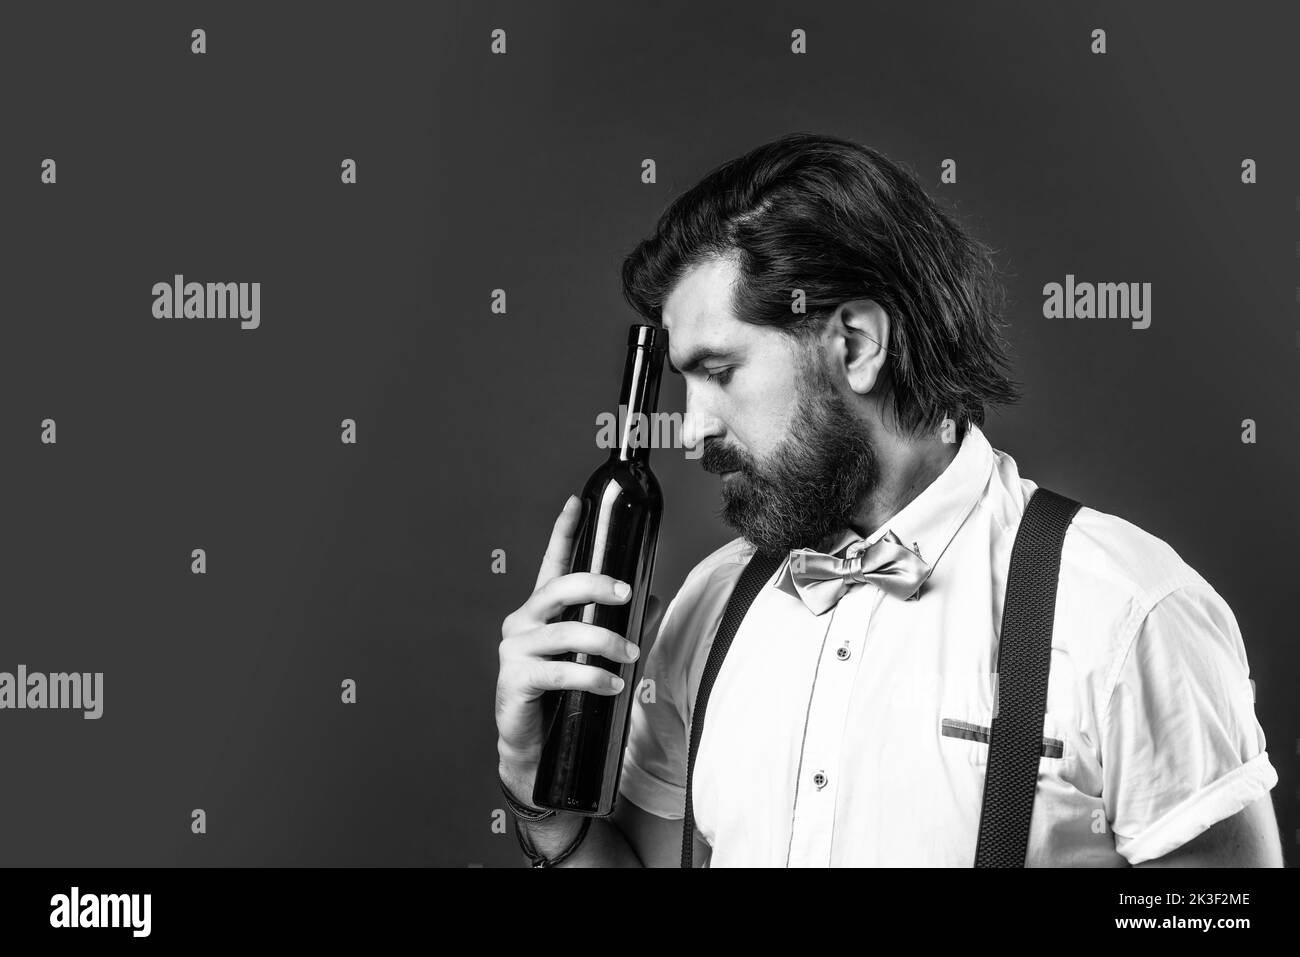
left=775, top=530, right=932, bottom=616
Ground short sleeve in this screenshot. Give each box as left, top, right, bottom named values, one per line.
left=618, top=591, right=689, bottom=820
left=1101, top=582, right=1278, bottom=864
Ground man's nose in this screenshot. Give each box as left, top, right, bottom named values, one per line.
left=682, top=394, right=724, bottom=453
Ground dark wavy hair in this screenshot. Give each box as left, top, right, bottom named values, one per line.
left=620, top=131, right=1022, bottom=437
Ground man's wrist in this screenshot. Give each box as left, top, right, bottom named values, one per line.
left=498, top=757, right=592, bottom=865
left=496, top=764, right=553, bottom=816
left=498, top=760, right=553, bottom=818
left=518, top=810, right=588, bottom=860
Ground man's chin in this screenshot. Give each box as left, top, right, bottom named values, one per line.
left=719, top=482, right=835, bottom=553
left=723, top=509, right=841, bottom=555
left=721, top=511, right=800, bottom=556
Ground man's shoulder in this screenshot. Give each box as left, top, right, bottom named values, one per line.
left=988, top=475, right=1249, bottom=729
left=988, top=454, right=1212, bottom=616
left=679, top=535, right=757, bottom=589
left=653, top=537, right=758, bottom=647
left=642, top=536, right=759, bottom=704
left=1057, top=497, right=1211, bottom=613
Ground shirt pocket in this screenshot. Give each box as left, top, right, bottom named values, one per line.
left=938, top=675, right=1066, bottom=768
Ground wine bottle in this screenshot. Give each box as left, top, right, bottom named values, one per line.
left=532, top=323, right=667, bottom=817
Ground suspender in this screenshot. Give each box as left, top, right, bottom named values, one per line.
left=679, top=548, right=786, bottom=869
left=973, top=487, right=1081, bottom=865
left=679, top=486, right=1082, bottom=868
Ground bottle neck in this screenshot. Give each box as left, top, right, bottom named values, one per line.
left=610, top=342, right=664, bottom=463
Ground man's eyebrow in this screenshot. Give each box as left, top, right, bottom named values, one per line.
left=666, top=347, right=735, bottom=375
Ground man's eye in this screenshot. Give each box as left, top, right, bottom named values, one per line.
left=704, top=368, right=733, bottom=386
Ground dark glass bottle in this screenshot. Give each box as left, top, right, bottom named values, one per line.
left=532, top=323, right=667, bottom=817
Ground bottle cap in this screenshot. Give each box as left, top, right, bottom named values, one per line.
left=629, top=323, right=668, bottom=351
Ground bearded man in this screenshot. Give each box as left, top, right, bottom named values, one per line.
left=494, top=132, right=1283, bottom=868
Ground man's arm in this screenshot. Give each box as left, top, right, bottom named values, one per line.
left=501, top=763, right=693, bottom=867
left=510, top=788, right=697, bottom=867
left=610, top=794, right=711, bottom=867
left=514, top=811, right=643, bottom=867
left=1134, top=795, right=1284, bottom=867
left=1100, top=582, right=1281, bottom=865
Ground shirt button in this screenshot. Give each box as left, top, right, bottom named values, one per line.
left=835, top=645, right=850, bottom=660
left=812, top=771, right=828, bottom=789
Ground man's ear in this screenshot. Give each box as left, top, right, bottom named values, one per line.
left=835, top=300, right=890, bottom=395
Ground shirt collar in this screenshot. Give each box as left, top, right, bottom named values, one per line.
left=816, top=422, right=995, bottom=587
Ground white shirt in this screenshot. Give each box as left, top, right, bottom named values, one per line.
left=618, top=422, right=1278, bottom=866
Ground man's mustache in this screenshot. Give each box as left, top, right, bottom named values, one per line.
left=701, top=442, right=750, bottom=475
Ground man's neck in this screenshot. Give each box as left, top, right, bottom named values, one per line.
left=848, top=427, right=961, bottom=540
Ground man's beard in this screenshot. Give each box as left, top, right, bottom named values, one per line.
left=700, top=352, right=879, bottom=555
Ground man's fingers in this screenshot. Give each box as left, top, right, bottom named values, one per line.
left=522, top=572, right=630, bottom=624
left=534, top=495, right=580, bottom=592
left=527, top=659, right=627, bottom=697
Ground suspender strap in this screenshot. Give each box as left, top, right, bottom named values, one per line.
left=974, top=486, right=1082, bottom=867
left=680, top=549, right=785, bottom=868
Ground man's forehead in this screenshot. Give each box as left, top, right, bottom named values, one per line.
left=662, top=258, right=746, bottom=369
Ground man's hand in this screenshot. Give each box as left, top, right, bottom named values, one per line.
left=495, top=494, right=663, bottom=809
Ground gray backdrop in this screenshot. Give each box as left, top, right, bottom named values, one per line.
left=0, top=1, right=1295, bottom=866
